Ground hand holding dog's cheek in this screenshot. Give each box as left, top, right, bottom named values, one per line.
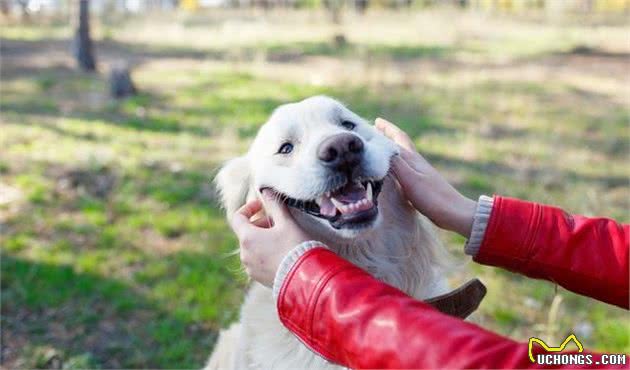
left=230, top=191, right=312, bottom=287
left=377, top=118, right=476, bottom=238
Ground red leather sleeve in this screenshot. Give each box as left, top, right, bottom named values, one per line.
left=277, top=247, right=625, bottom=369
left=474, top=196, right=629, bottom=309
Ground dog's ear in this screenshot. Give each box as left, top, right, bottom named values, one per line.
left=215, top=156, right=251, bottom=215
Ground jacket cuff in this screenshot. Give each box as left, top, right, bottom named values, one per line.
left=464, top=195, right=495, bottom=256
left=272, top=240, right=328, bottom=302
left=473, top=196, right=542, bottom=271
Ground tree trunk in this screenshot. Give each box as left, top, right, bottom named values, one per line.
left=109, top=63, right=137, bottom=99
left=1, top=0, right=11, bottom=17
left=74, top=0, right=96, bottom=72
left=355, top=0, right=368, bottom=14
left=17, top=0, right=29, bottom=21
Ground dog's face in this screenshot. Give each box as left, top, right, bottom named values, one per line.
left=216, top=96, right=398, bottom=239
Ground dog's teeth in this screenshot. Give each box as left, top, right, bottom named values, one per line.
left=358, top=200, right=367, bottom=211
left=330, top=197, right=344, bottom=211
left=366, top=182, right=373, bottom=202
left=319, top=196, right=336, bottom=216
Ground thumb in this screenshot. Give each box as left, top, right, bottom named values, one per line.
left=375, top=117, right=416, bottom=152
left=261, top=189, right=293, bottom=225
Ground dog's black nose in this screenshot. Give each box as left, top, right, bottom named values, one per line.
left=317, top=133, right=364, bottom=171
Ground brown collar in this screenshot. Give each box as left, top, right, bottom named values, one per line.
left=424, top=278, right=487, bottom=319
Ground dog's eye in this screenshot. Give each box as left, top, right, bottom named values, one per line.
left=341, top=121, right=356, bottom=130
left=277, top=142, right=294, bottom=154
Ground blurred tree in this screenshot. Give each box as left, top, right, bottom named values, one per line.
left=73, top=0, right=96, bottom=71
left=16, top=0, right=29, bottom=20
left=109, top=63, right=137, bottom=99
left=355, top=0, right=368, bottom=13
left=324, top=0, right=343, bottom=23
left=0, top=0, right=10, bottom=16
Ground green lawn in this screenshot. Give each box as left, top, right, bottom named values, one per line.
left=1, top=9, right=629, bottom=368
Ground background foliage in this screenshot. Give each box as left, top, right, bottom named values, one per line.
left=1, top=2, right=629, bottom=368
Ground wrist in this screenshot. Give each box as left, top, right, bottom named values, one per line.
left=449, top=194, right=477, bottom=238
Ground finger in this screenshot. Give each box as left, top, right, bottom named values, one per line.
left=251, top=216, right=273, bottom=228
left=375, top=117, right=414, bottom=147
left=229, top=199, right=264, bottom=233
left=261, top=189, right=293, bottom=225
left=398, top=146, right=416, bottom=161
left=391, top=155, right=415, bottom=178
left=237, top=198, right=264, bottom=219
left=375, top=117, right=416, bottom=152
left=398, top=144, right=431, bottom=168
left=394, top=150, right=432, bottom=176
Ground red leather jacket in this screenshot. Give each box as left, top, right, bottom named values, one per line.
left=277, top=196, right=629, bottom=369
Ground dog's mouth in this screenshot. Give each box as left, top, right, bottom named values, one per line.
left=266, top=179, right=383, bottom=230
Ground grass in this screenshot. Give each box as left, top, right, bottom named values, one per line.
left=1, top=8, right=629, bottom=368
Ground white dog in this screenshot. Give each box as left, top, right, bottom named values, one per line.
left=207, top=96, right=476, bottom=370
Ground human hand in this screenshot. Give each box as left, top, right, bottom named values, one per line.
left=375, top=118, right=477, bottom=238
left=229, top=189, right=312, bottom=287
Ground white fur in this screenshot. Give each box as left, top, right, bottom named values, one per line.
left=208, top=96, right=449, bottom=370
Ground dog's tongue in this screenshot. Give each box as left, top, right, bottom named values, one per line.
left=317, top=182, right=373, bottom=217
left=333, top=182, right=366, bottom=203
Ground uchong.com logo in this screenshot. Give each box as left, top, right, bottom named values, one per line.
left=528, top=334, right=627, bottom=366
